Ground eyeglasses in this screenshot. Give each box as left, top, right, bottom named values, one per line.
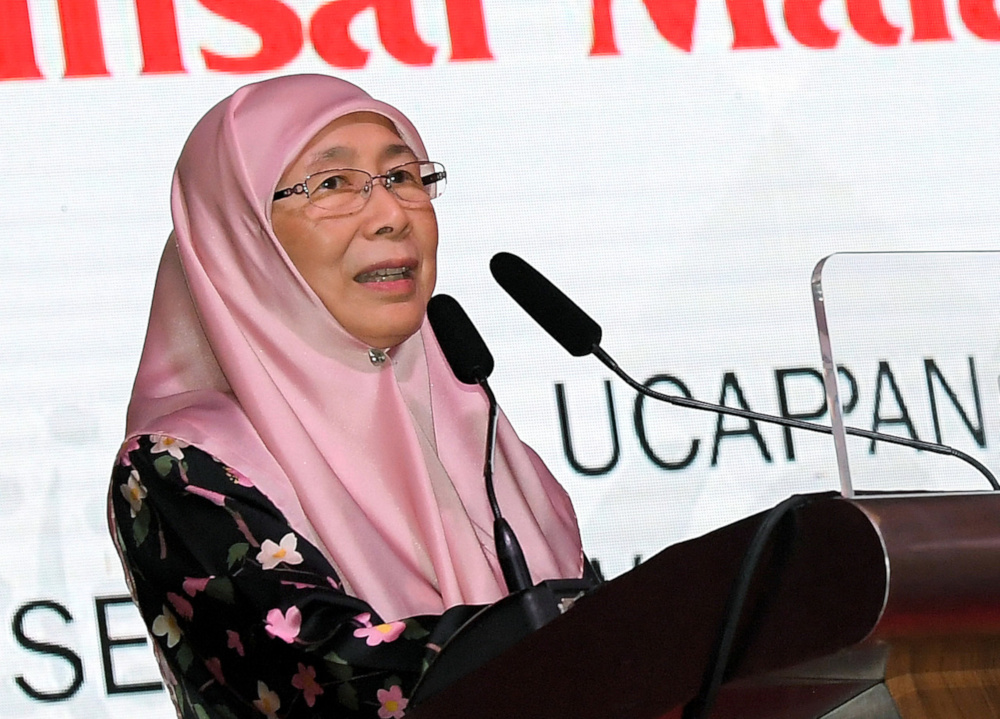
left=272, top=161, right=446, bottom=216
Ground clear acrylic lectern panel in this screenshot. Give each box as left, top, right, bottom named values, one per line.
left=811, top=251, right=1000, bottom=496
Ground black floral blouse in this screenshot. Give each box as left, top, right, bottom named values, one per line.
left=110, top=434, right=482, bottom=719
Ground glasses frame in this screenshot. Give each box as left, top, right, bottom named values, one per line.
left=272, top=161, right=446, bottom=215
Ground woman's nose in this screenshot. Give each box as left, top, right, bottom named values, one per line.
left=362, top=182, right=409, bottom=237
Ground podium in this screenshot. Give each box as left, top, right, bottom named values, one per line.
left=409, top=491, right=1000, bottom=718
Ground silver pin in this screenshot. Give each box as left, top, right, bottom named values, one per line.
left=368, top=348, right=388, bottom=366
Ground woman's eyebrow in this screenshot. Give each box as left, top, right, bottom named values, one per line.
left=307, top=143, right=415, bottom=170
left=383, top=143, right=416, bottom=160
left=308, top=145, right=353, bottom=170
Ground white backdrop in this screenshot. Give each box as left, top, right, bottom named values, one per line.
left=2, top=0, right=1000, bottom=715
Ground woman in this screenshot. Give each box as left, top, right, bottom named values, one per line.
left=109, top=74, right=585, bottom=718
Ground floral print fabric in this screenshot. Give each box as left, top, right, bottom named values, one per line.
left=110, top=435, right=480, bottom=718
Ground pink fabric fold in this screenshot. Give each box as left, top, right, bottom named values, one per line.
left=123, top=74, right=583, bottom=621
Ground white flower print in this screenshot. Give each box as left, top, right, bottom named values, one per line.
left=256, top=533, right=304, bottom=570
left=151, top=606, right=182, bottom=648
left=150, top=435, right=189, bottom=459
left=120, top=469, right=147, bottom=518
left=253, top=681, right=280, bottom=718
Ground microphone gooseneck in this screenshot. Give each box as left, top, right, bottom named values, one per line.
left=490, top=253, right=1000, bottom=491
left=426, top=294, right=533, bottom=593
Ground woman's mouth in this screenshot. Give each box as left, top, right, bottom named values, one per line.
left=354, top=266, right=414, bottom=283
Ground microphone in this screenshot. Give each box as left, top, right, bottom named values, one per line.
left=426, top=294, right=533, bottom=593
left=489, top=253, right=1000, bottom=491
left=426, top=294, right=494, bottom=384
left=490, top=252, right=601, bottom=357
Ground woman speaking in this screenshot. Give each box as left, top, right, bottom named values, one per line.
left=109, top=74, right=585, bottom=718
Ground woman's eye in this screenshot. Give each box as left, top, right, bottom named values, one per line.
left=316, top=174, right=351, bottom=191
left=387, top=168, right=419, bottom=186
left=311, top=172, right=365, bottom=196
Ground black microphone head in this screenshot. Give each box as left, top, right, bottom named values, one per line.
left=427, top=294, right=495, bottom=385
left=489, top=252, right=602, bottom=357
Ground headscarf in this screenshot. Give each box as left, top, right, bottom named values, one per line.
left=123, top=74, right=584, bottom=621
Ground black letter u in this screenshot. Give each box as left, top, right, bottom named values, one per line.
left=555, top=380, right=620, bottom=476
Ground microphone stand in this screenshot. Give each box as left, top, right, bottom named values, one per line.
left=479, top=378, right=533, bottom=593
left=490, top=251, right=1000, bottom=719
left=412, top=297, right=600, bottom=706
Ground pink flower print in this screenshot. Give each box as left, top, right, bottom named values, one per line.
left=150, top=435, right=189, bottom=459
left=120, top=470, right=147, bottom=518
left=166, top=592, right=194, bottom=621
left=256, top=533, right=303, bottom=570
left=205, top=657, right=225, bottom=685
left=354, top=620, right=406, bottom=647
left=353, top=612, right=403, bottom=646
left=291, top=663, right=324, bottom=707
left=253, top=681, right=280, bottom=719
left=183, top=576, right=213, bottom=597
left=377, top=685, right=408, bottom=719
left=327, top=576, right=340, bottom=589
left=265, top=606, right=301, bottom=643
left=184, top=484, right=227, bottom=507
left=226, top=630, right=245, bottom=656
left=151, top=607, right=182, bottom=648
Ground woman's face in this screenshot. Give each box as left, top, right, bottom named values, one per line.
left=271, top=112, right=438, bottom=349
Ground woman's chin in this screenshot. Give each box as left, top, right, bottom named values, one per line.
left=344, top=306, right=427, bottom=349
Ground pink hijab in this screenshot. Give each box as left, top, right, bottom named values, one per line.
left=124, top=74, right=583, bottom=621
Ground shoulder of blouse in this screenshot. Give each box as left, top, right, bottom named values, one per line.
left=113, top=433, right=266, bottom=504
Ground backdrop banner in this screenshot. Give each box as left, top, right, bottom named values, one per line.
left=2, top=1, right=999, bottom=715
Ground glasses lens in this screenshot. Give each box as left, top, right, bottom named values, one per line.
left=389, top=162, right=446, bottom=203
left=305, top=169, right=370, bottom=213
